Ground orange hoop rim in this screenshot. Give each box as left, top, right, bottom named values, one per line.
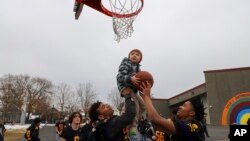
left=100, top=0, right=144, bottom=18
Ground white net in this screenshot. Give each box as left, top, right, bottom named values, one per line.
left=106, top=0, right=143, bottom=42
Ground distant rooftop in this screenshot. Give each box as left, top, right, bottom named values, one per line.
left=153, top=67, right=250, bottom=101
left=204, top=67, right=250, bottom=73
left=152, top=83, right=206, bottom=101
left=168, top=83, right=206, bottom=100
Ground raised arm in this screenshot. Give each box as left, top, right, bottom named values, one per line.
left=109, top=94, right=136, bottom=135
left=140, top=82, right=176, bottom=134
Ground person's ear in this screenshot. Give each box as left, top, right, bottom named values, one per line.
left=190, top=111, right=195, bottom=117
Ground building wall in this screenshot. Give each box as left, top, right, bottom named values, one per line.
left=168, top=84, right=206, bottom=106
left=153, top=94, right=210, bottom=124
left=151, top=68, right=250, bottom=126
left=205, top=68, right=250, bottom=125
left=152, top=99, right=172, bottom=118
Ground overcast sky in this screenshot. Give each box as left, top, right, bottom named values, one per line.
left=1, top=0, right=250, bottom=103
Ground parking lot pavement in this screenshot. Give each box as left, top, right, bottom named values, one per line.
left=16, top=125, right=230, bottom=141
left=206, top=125, right=229, bottom=141
left=16, top=125, right=56, bottom=141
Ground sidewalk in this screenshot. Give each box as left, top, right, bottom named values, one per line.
left=206, top=125, right=229, bottom=141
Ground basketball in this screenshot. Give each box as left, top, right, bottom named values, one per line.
left=133, top=71, right=154, bottom=91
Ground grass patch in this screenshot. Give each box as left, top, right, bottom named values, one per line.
left=4, top=129, right=26, bottom=141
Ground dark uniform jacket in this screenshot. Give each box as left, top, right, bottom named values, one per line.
left=25, top=124, right=40, bottom=141
left=88, top=95, right=136, bottom=141
left=171, top=119, right=205, bottom=141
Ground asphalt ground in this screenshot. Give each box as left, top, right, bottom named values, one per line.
left=16, top=125, right=56, bottom=141
left=205, top=125, right=229, bottom=141
left=15, top=125, right=230, bottom=141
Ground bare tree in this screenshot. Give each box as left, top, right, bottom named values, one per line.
left=77, top=82, right=97, bottom=117
left=108, top=88, right=124, bottom=111
left=64, top=91, right=79, bottom=115
left=54, top=83, right=73, bottom=116
left=0, top=74, right=34, bottom=122
left=34, top=96, right=51, bottom=116
left=0, top=74, right=54, bottom=122
left=25, top=77, right=53, bottom=122
left=0, top=74, right=25, bottom=110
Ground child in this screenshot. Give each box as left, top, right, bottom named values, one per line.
left=116, top=49, right=145, bottom=139
left=117, top=49, right=142, bottom=96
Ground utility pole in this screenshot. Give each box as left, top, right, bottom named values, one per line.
left=20, top=89, right=28, bottom=125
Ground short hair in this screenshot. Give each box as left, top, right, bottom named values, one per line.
left=89, top=101, right=102, bottom=122
left=190, top=99, right=205, bottom=122
left=34, top=117, right=41, bottom=124
left=172, top=107, right=179, bottom=115
left=69, top=112, right=82, bottom=123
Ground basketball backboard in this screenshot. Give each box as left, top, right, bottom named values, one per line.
left=73, top=0, right=144, bottom=42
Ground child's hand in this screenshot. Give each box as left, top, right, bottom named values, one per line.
left=131, top=75, right=140, bottom=85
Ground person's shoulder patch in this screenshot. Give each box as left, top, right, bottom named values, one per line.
left=187, top=123, right=199, bottom=132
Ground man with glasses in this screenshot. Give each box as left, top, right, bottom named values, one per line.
left=60, top=112, right=82, bottom=141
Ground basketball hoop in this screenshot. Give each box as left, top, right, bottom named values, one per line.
left=74, top=0, right=144, bottom=42
left=101, top=0, right=144, bottom=42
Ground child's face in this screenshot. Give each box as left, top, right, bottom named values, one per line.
left=129, top=51, right=141, bottom=63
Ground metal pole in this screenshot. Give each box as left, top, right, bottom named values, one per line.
left=20, top=90, right=28, bottom=125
